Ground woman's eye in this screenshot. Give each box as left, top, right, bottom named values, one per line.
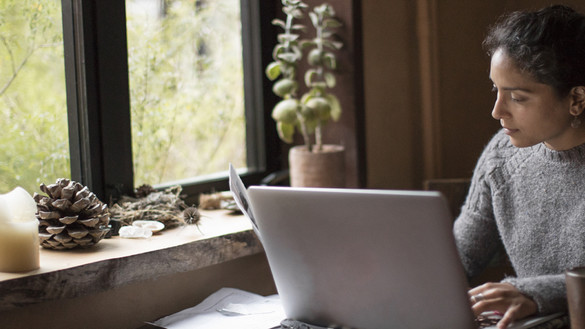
left=510, top=94, right=525, bottom=102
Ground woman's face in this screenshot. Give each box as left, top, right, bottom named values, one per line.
left=490, top=49, right=585, bottom=150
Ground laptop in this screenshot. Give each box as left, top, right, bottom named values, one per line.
left=246, top=185, right=474, bottom=329
left=227, top=166, right=565, bottom=329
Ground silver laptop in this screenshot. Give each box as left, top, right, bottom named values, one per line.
left=247, top=185, right=475, bottom=329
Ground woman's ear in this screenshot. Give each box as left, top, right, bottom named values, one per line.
left=569, top=86, right=585, bottom=116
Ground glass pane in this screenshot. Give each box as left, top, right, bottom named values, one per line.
left=0, top=0, right=69, bottom=193
left=126, top=0, right=246, bottom=186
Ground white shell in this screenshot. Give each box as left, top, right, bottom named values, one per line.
left=132, top=220, right=164, bottom=233
left=119, top=226, right=153, bottom=239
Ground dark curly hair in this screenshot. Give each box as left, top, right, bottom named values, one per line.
left=483, top=5, right=585, bottom=97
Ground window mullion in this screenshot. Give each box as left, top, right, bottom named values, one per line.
left=61, top=0, right=103, bottom=195
left=240, top=0, right=282, bottom=175
left=61, top=0, right=134, bottom=201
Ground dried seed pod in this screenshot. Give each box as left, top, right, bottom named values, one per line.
left=135, top=184, right=156, bottom=198
left=183, top=207, right=201, bottom=225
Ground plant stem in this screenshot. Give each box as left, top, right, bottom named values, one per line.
left=312, top=8, right=326, bottom=151
left=315, top=124, right=322, bottom=151
left=297, top=112, right=313, bottom=152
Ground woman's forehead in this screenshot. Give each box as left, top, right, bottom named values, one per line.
left=490, top=50, right=540, bottom=87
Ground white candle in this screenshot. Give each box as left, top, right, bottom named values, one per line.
left=0, top=187, right=40, bottom=272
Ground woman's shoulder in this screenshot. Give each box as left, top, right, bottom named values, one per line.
left=472, top=129, right=531, bottom=185
left=478, top=129, right=517, bottom=164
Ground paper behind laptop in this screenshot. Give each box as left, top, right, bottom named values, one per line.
left=228, top=164, right=260, bottom=238
left=153, top=288, right=284, bottom=329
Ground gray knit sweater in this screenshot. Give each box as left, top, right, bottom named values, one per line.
left=454, top=129, right=585, bottom=315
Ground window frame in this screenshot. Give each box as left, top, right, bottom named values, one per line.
left=61, top=0, right=281, bottom=204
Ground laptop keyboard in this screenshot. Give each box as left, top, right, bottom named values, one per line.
left=274, top=314, right=569, bottom=329
left=476, top=313, right=569, bottom=329
left=476, top=313, right=501, bottom=328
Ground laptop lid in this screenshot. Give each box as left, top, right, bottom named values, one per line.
left=247, top=185, right=476, bottom=329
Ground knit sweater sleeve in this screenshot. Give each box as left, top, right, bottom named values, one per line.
left=453, top=133, right=504, bottom=279
left=503, top=275, right=566, bottom=314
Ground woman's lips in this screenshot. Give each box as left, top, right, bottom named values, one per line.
left=503, top=127, right=519, bottom=135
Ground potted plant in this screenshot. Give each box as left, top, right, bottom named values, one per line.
left=265, top=0, right=345, bottom=187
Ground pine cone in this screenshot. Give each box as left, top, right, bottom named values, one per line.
left=34, top=178, right=110, bottom=250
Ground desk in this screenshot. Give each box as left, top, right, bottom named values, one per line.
left=150, top=287, right=570, bottom=329
left=0, top=210, right=277, bottom=329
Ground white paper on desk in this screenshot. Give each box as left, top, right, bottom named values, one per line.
left=229, top=164, right=260, bottom=238
left=153, top=287, right=285, bottom=329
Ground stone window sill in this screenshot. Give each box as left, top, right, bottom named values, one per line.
left=0, top=209, right=262, bottom=312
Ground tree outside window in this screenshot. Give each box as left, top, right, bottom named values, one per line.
left=0, top=0, right=69, bottom=194
left=126, top=0, right=247, bottom=187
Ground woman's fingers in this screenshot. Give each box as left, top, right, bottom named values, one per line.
left=468, top=282, right=538, bottom=329
left=497, top=304, right=521, bottom=329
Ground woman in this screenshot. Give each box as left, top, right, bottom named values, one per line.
left=453, top=4, right=585, bottom=329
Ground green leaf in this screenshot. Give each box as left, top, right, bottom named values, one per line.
left=273, top=99, right=300, bottom=124
left=323, top=40, right=343, bottom=50
left=277, top=122, right=295, bottom=144
left=277, top=33, right=300, bottom=43
left=278, top=53, right=300, bottom=63
left=321, top=31, right=335, bottom=38
left=290, top=24, right=306, bottom=32
left=300, top=92, right=313, bottom=104
left=301, top=103, right=319, bottom=121
left=323, top=18, right=342, bottom=29
left=322, top=4, right=335, bottom=17
left=323, top=52, right=336, bottom=69
left=292, top=45, right=302, bottom=60
left=291, top=8, right=304, bottom=19
left=325, top=94, right=342, bottom=121
left=272, top=78, right=298, bottom=97
left=299, top=40, right=314, bottom=49
left=304, top=69, right=317, bottom=87
left=272, top=44, right=286, bottom=61
left=324, top=72, right=336, bottom=88
left=306, top=97, right=331, bottom=121
left=312, top=82, right=328, bottom=89
left=265, top=62, right=281, bottom=80
left=271, top=19, right=286, bottom=29
left=308, top=12, right=319, bottom=27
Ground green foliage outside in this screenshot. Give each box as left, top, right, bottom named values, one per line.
left=0, top=0, right=69, bottom=194
left=0, top=0, right=247, bottom=193
left=127, top=0, right=246, bottom=186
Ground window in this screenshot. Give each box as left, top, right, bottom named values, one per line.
left=58, top=0, right=280, bottom=202
left=126, top=0, right=247, bottom=186
left=0, top=0, right=69, bottom=193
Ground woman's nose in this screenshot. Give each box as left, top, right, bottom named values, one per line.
left=491, top=95, right=508, bottom=120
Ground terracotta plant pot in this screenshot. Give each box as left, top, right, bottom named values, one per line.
left=289, top=144, right=345, bottom=188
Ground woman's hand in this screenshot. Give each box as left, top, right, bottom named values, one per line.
left=469, top=282, right=538, bottom=329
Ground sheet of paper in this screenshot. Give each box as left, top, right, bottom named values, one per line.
left=228, top=164, right=260, bottom=238
left=153, top=287, right=285, bottom=329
